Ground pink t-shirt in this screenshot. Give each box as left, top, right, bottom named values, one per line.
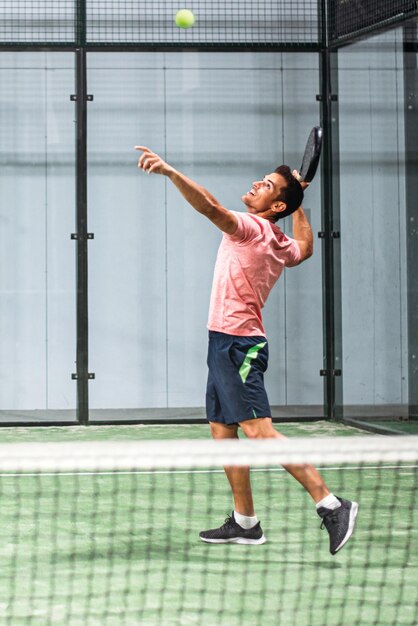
left=207, top=211, right=301, bottom=337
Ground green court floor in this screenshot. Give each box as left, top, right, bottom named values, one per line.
left=0, top=423, right=416, bottom=625
left=0, top=420, right=368, bottom=443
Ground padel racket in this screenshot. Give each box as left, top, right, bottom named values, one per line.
left=295, top=126, right=323, bottom=184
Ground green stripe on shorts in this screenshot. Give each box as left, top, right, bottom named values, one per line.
left=238, top=342, right=267, bottom=384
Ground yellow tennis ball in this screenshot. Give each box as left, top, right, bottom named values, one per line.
left=175, top=9, right=195, bottom=29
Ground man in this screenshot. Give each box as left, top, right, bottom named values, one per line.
left=135, top=145, right=358, bottom=555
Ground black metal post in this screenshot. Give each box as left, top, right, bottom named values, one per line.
left=403, top=23, right=418, bottom=420
left=73, top=0, right=89, bottom=424
left=319, top=1, right=343, bottom=420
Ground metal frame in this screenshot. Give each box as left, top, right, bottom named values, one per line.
left=319, top=0, right=342, bottom=419
left=0, top=44, right=322, bottom=53
left=319, top=0, right=342, bottom=420
left=73, top=46, right=90, bottom=425
left=403, top=22, right=418, bottom=421
left=72, top=1, right=91, bottom=424
left=0, top=2, right=416, bottom=425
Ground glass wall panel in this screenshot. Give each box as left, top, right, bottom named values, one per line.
left=338, top=29, right=408, bottom=422
left=0, top=52, right=77, bottom=423
left=88, top=52, right=323, bottom=421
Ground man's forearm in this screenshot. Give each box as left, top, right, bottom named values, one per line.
left=166, top=169, right=237, bottom=234
left=136, top=146, right=237, bottom=234
left=292, top=207, right=313, bottom=259
left=167, top=168, right=221, bottom=217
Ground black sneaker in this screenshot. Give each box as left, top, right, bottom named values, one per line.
left=199, top=513, right=266, bottom=545
left=317, top=497, right=359, bottom=555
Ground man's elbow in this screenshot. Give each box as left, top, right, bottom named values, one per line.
left=298, top=243, right=314, bottom=264
left=206, top=203, right=238, bottom=235
left=304, top=244, right=314, bottom=260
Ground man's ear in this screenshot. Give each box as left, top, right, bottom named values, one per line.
left=272, top=201, right=287, bottom=215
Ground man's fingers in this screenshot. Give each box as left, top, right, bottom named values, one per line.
left=139, top=151, right=155, bottom=170
left=145, top=155, right=157, bottom=168
left=135, top=146, right=165, bottom=175
left=136, top=146, right=152, bottom=168
left=147, top=163, right=158, bottom=174
left=138, top=157, right=149, bottom=170
left=139, top=154, right=161, bottom=174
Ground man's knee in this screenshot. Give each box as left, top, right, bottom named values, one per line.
left=239, top=417, right=282, bottom=439
left=209, top=421, right=239, bottom=440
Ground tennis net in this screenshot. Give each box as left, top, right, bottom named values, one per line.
left=0, top=435, right=417, bottom=625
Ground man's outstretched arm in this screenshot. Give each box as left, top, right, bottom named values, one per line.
left=135, top=146, right=238, bottom=235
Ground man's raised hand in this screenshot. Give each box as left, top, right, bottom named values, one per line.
left=292, top=169, right=310, bottom=191
left=135, top=146, right=174, bottom=176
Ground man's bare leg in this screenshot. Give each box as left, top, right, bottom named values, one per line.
left=209, top=421, right=255, bottom=516
left=204, top=417, right=358, bottom=553
left=238, top=417, right=330, bottom=503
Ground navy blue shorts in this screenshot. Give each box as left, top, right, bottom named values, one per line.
left=206, top=330, right=271, bottom=425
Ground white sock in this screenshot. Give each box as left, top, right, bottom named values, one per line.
left=234, top=511, right=258, bottom=529
left=315, top=494, right=341, bottom=511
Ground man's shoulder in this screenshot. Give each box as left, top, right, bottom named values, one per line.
left=226, top=211, right=266, bottom=241
left=232, top=211, right=274, bottom=230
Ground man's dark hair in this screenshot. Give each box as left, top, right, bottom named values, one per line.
left=273, top=165, right=304, bottom=221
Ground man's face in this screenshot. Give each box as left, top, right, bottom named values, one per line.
left=241, top=172, right=287, bottom=220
